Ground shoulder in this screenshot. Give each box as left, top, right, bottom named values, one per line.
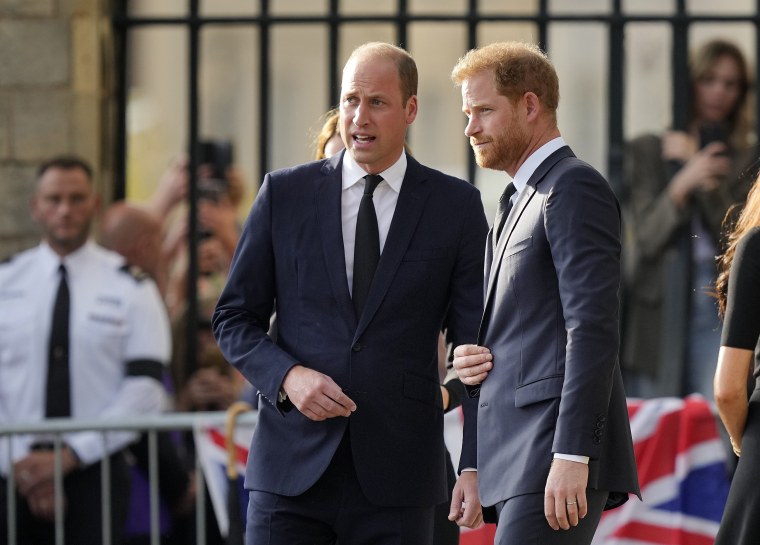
left=0, top=246, right=39, bottom=277
left=736, top=226, right=760, bottom=257
left=411, top=158, right=480, bottom=197
left=118, top=263, right=151, bottom=283
left=86, top=244, right=151, bottom=284
left=554, top=155, right=614, bottom=195
left=627, top=133, right=662, bottom=150
left=267, top=159, right=332, bottom=185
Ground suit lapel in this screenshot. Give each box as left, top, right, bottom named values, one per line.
left=354, top=156, right=431, bottom=339
left=317, top=153, right=357, bottom=330
left=478, top=146, right=575, bottom=341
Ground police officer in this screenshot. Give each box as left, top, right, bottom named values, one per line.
left=0, top=156, right=171, bottom=545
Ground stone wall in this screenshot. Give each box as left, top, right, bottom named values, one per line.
left=0, top=0, right=111, bottom=258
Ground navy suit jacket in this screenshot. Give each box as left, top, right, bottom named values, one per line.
left=213, top=151, right=488, bottom=507
left=460, top=146, right=640, bottom=510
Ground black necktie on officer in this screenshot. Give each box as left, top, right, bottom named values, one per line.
left=353, top=174, right=383, bottom=317
left=46, top=263, right=71, bottom=418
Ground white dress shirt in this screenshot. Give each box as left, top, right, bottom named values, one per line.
left=341, top=151, right=406, bottom=293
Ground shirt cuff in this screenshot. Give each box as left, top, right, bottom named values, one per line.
left=461, top=467, right=477, bottom=472
left=553, top=453, right=589, bottom=464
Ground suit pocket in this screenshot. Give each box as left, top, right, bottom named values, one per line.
left=514, top=375, right=563, bottom=407
left=504, top=236, right=532, bottom=257
left=403, top=371, right=443, bottom=409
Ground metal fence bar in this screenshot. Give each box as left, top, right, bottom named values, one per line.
left=196, top=443, right=207, bottom=545
left=1, top=412, right=258, bottom=545
left=148, top=429, right=160, bottom=545
left=100, top=432, right=113, bottom=545
left=5, top=440, right=15, bottom=545
left=53, top=437, right=65, bottom=545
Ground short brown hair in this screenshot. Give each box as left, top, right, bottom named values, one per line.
left=37, top=155, right=93, bottom=181
left=451, top=42, right=559, bottom=114
left=346, top=42, right=418, bottom=104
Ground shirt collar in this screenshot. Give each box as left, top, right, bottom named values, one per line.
left=512, top=136, right=567, bottom=195
left=38, top=240, right=95, bottom=279
left=341, top=150, right=406, bottom=194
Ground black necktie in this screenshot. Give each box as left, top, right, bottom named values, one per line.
left=493, top=182, right=517, bottom=250
left=353, top=174, right=383, bottom=317
left=46, top=264, right=71, bottom=418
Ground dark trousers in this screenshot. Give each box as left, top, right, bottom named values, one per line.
left=714, top=385, right=760, bottom=545
left=0, top=451, right=131, bottom=545
left=493, top=489, right=608, bottom=545
left=246, top=433, right=435, bottom=545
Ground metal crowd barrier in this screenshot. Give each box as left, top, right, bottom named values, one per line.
left=1, top=411, right=258, bottom=545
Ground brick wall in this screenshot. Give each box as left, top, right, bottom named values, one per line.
left=0, top=0, right=111, bottom=258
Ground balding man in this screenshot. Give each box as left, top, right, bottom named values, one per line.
left=213, top=42, right=488, bottom=545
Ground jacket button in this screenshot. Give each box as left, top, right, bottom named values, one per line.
left=352, top=343, right=362, bottom=352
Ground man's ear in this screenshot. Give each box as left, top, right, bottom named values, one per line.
left=524, top=92, right=540, bottom=121
left=405, top=95, right=418, bottom=125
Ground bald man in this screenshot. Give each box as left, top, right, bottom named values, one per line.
left=100, top=202, right=165, bottom=294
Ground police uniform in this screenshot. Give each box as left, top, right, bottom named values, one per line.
left=0, top=240, right=171, bottom=544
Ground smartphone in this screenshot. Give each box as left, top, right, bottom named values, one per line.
left=198, top=139, right=234, bottom=181
left=699, top=123, right=727, bottom=149
left=197, top=139, right=234, bottom=202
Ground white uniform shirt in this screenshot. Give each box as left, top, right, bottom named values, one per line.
left=0, top=241, right=171, bottom=472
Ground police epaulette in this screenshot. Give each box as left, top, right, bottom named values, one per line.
left=119, top=263, right=149, bottom=282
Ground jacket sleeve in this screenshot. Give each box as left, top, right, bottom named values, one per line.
left=546, top=166, right=622, bottom=459
left=212, top=174, right=300, bottom=413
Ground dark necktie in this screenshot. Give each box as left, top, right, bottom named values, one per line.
left=493, top=182, right=517, bottom=250
left=46, top=264, right=71, bottom=418
left=352, top=174, right=383, bottom=317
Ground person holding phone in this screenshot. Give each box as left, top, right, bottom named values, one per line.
left=621, top=39, right=759, bottom=398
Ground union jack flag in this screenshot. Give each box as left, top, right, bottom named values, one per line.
left=592, top=395, right=730, bottom=545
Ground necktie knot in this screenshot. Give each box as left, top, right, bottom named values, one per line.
left=497, top=182, right=517, bottom=215
left=363, top=174, right=383, bottom=197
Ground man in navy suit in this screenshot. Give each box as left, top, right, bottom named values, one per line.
left=448, top=42, right=640, bottom=544
left=212, top=42, right=488, bottom=545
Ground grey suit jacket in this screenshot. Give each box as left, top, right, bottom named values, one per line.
left=461, top=146, right=640, bottom=510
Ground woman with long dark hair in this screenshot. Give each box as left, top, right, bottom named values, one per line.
left=713, top=176, right=760, bottom=544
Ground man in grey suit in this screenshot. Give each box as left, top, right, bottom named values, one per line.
left=447, top=42, right=640, bottom=544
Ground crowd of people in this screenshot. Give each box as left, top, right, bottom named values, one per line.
left=1, top=35, right=760, bottom=545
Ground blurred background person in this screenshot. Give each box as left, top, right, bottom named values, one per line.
left=100, top=201, right=197, bottom=545
left=622, top=39, right=758, bottom=398
left=314, top=108, right=344, bottom=160
left=713, top=174, right=760, bottom=545
left=0, top=156, right=171, bottom=545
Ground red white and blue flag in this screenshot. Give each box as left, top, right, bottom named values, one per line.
left=592, top=395, right=730, bottom=545
left=194, top=418, right=253, bottom=538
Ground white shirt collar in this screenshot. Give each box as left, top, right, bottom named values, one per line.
left=512, top=136, right=567, bottom=195
left=341, top=150, right=406, bottom=194
left=38, top=240, right=99, bottom=279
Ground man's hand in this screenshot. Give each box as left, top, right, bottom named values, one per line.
left=448, top=471, right=484, bottom=529
left=14, top=449, right=78, bottom=497
left=282, top=365, right=357, bottom=421
left=544, top=458, right=589, bottom=531
left=25, top=480, right=61, bottom=521
left=14, top=449, right=79, bottom=520
left=452, top=345, right=493, bottom=386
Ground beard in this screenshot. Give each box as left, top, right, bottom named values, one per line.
left=471, top=116, right=529, bottom=172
